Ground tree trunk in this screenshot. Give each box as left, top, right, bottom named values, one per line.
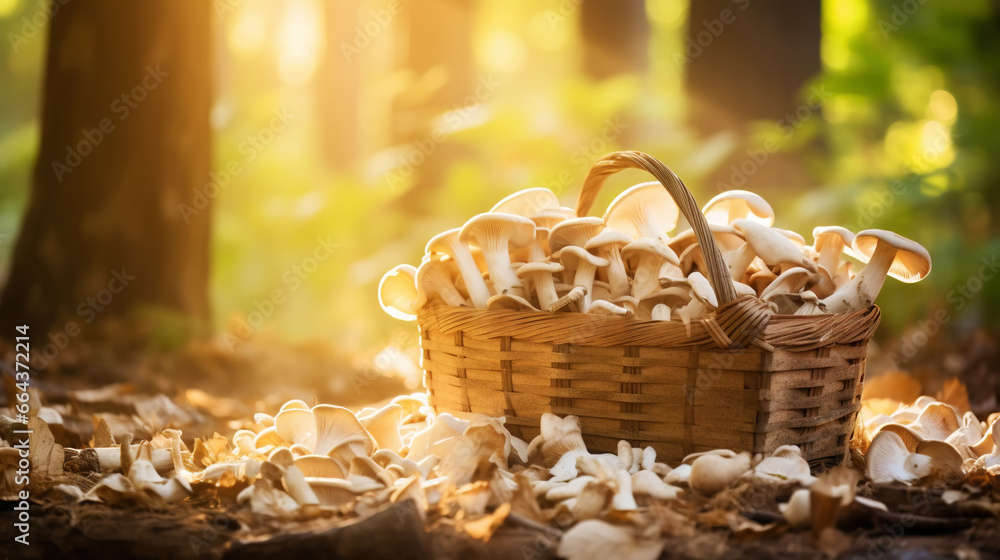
left=685, top=0, right=821, bottom=133
left=580, top=0, right=649, bottom=80
left=0, top=0, right=211, bottom=345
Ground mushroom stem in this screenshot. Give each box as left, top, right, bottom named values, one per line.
left=651, top=304, right=671, bottom=321
left=632, top=255, right=661, bottom=300
left=823, top=241, right=895, bottom=313
left=529, top=272, right=559, bottom=311
left=451, top=247, right=491, bottom=307
left=572, top=261, right=600, bottom=311
left=602, top=249, right=630, bottom=299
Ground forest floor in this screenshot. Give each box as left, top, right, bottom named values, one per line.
left=2, top=331, right=1000, bottom=559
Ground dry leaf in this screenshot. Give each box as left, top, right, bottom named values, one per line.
left=28, top=416, right=65, bottom=477
left=462, top=502, right=510, bottom=542
left=90, top=417, right=115, bottom=448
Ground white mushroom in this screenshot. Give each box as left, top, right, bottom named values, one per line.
left=378, top=264, right=419, bottom=321
left=865, top=431, right=933, bottom=485
left=460, top=213, right=536, bottom=295
left=559, top=247, right=610, bottom=312
left=413, top=258, right=467, bottom=309
left=585, top=229, right=633, bottom=299
left=689, top=451, right=751, bottom=495
left=812, top=226, right=855, bottom=277
left=516, top=262, right=563, bottom=311
left=603, top=181, right=680, bottom=241
left=622, top=238, right=681, bottom=300
left=490, top=187, right=560, bottom=217
left=426, top=228, right=492, bottom=308
left=822, top=229, right=931, bottom=313
left=702, top=190, right=775, bottom=227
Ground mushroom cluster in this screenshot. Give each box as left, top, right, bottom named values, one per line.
left=379, top=186, right=932, bottom=323
left=859, top=395, right=1000, bottom=485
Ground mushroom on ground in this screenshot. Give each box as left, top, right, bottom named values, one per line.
left=460, top=213, right=537, bottom=296
left=557, top=519, right=665, bottom=560
left=865, top=430, right=933, bottom=485
left=689, top=451, right=751, bottom=495
left=603, top=181, right=680, bottom=241
left=426, top=228, right=492, bottom=308
left=821, top=229, right=931, bottom=314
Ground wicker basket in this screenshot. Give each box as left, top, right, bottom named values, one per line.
left=418, top=151, right=880, bottom=467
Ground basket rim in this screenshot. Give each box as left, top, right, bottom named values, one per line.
left=417, top=298, right=880, bottom=352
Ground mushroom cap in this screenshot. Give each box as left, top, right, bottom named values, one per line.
left=459, top=213, right=537, bottom=249
left=358, top=404, right=404, bottom=452
left=312, top=404, right=375, bottom=457
left=732, top=219, right=817, bottom=273
left=621, top=238, right=680, bottom=266
left=603, top=181, right=680, bottom=239
left=489, top=187, right=560, bottom=217
left=584, top=228, right=633, bottom=252
left=293, top=454, right=346, bottom=478
left=687, top=272, right=718, bottom=308
left=636, top=288, right=690, bottom=320
left=559, top=245, right=610, bottom=269
left=425, top=228, right=462, bottom=257
left=414, top=258, right=464, bottom=309
left=760, top=266, right=813, bottom=301
left=530, top=206, right=578, bottom=229
left=852, top=229, right=932, bottom=283
left=701, top=190, right=775, bottom=227
left=774, top=228, right=806, bottom=248
left=378, top=264, right=419, bottom=321
left=813, top=226, right=855, bottom=247
left=866, top=430, right=928, bottom=485
left=549, top=217, right=605, bottom=253
left=516, top=261, right=564, bottom=278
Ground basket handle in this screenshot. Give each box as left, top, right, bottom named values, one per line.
left=575, top=151, right=738, bottom=305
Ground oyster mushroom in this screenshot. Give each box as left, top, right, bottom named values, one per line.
left=822, top=229, right=931, bottom=313
left=559, top=247, right=610, bottom=312
left=631, top=470, right=681, bottom=500
left=517, top=261, right=564, bottom=311
left=865, top=430, right=933, bottom=485
left=426, top=228, right=492, bottom=308
left=558, top=519, right=664, bottom=560
left=585, top=229, right=633, bottom=299
left=603, top=181, right=680, bottom=240
left=731, top=219, right=817, bottom=275
left=812, top=226, right=855, bottom=277
left=530, top=206, right=578, bottom=229
left=358, top=404, right=404, bottom=452
left=636, top=287, right=689, bottom=321
left=378, top=264, right=419, bottom=321
left=702, top=190, right=775, bottom=227
left=689, top=451, right=751, bottom=495
left=490, top=187, right=560, bottom=217
left=549, top=217, right=605, bottom=254
left=413, top=258, right=467, bottom=309
left=460, top=213, right=536, bottom=295
left=622, top=238, right=681, bottom=300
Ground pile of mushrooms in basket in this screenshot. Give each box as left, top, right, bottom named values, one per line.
left=379, top=184, right=932, bottom=323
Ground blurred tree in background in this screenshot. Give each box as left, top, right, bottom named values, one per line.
left=0, top=0, right=997, bottom=384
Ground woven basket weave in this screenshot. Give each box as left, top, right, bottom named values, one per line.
left=419, top=151, right=880, bottom=467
